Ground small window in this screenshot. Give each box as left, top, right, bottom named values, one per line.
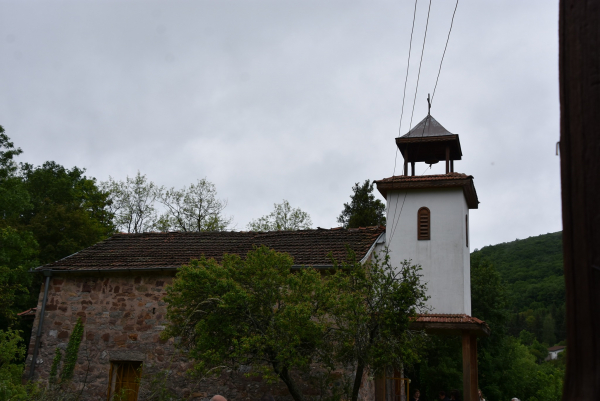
left=466, top=214, right=469, bottom=247
left=417, top=207, right=430, bottom=240
left=108, top=361, right=142, bottom=401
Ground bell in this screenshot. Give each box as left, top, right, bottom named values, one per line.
left=424, top=158, right=439, bottom=165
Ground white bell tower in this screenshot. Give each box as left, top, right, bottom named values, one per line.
left=375, top=113, right=479, bottom=315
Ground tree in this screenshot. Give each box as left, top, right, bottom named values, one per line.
left=158, top=178, right=232, bottom=232
left=20, top=161, right=114, bottom=265
left=0, top=227, right=37, bottom=321
left=0, top=329, right=28, bottom=399
left=329, top=251, right=428, bottom=401
left=164, top=247, right=428, bottom=401
left=0, top=125, right=30, bottom=223
left=102, top=172, right=162, bottom=233
left=164, top=246, right=335, bottom=401
left=247, top=200, right=312, bottom=231
left=337, top=180, right=385, bottom=228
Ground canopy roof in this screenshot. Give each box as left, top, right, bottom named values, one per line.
left=396, top=114, right=463, bottom=162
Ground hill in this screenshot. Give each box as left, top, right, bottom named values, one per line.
left=472, top=232, right=565, bottom=344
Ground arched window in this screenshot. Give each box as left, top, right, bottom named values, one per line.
left=417, top=207, right=430, bottom=240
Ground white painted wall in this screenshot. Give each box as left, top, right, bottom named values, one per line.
left=382, top=187, right=471, bottom=315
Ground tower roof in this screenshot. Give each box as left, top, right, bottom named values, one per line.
left=400, top=114, right=454, bottom=138
left=396, top=114, right=462, bottom=163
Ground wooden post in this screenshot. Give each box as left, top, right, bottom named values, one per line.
left=461, top=331, right=472, bottom=401
left=445, top=146, right=450, bottom=174
left=559, top=1, right=600, bottom=400
left=404, top=147, right=409, bottom=176
left=470, top=335, right=478, bottom=401
left=451, top=159, right=454, bottom=172
left=411, top=162, right=415, bottom=176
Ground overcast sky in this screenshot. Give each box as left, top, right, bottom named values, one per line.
left=0, top=0, right=560, bottom=250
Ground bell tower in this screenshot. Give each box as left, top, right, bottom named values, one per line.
left=375, top=113, right=479, bottom=315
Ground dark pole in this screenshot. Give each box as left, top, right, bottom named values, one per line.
left=559, top=1, right=600, bottom=400
left=29, top=272, right=51, bottom=380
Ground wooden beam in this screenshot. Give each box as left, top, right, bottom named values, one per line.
left=404, top=147, right=409, bottom=176
left=411, top=162, right=415, bottom=176
left=462, top=331, right=472, bottom=401
left=470, top=335, right=478, bottom=401
left=559, top=1, right=600, bottom=399
left=451, top=159, right=454, bottom=172
left=445, top=146, right=450, bottom=174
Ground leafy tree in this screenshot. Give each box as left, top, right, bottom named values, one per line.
left=0, top=329, right=27, bottom=399
left=337, top=180, right=385, bottom=228
left=158, top=178, right=232, bottom=232
left=102, top=171, right=161, bottom=233
left=0, top=126, right=22, bottom=179
left=163, top=247, right=427, bottom=401
left=20, top=161, right=114, bottom=265
left=0, top=227, right=37, bottom=321
left=0, top=125, right=30, bottom=223
left=247, top=200, right=312, bottom=231
left=329, top=252, right=428, bottom=401
left=164, top=246, right=334, bottom=401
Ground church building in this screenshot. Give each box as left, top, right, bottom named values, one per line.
left=24, top=113, right=488, bottom=401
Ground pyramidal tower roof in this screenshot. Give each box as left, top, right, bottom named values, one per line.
left=400, top=114, right=454, bottom=138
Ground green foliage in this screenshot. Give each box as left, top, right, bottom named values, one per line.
left=0, top=227, right=37, bottom=322
left=164, top=246, right=427, bottom=401
left=158, top=178, right=232, bottom=232
left=337, top=180, right=385, bottom=229
left=328, top=252, right=428, bottom=401
left=472, top=232, right=565, bottom=343
left=407, top=253, right=564, bottom=401
left=101, top=172, right=162, bottom=233
left=49, top=347, right=62, bottom=385
left=0, top=329, right=28, bottom=400
left=60, top=318, right=84, bottom=382
left=0, top=126, right=23, bottom=180
left=164, top=246, right=332, bottom=401
left=20, top=162, right=114, bottom=265
left=247, top=200, right=312, bottom=231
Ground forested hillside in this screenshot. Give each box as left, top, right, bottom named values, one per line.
left=408, top=233, right=566, bottom=401
left=473, top=232, right=565, bottom=345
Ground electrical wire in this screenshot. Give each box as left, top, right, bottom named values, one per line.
left=431, top=0, right=459, bottom=103
left=388, top=0, right=432, bottom=243
left=391, top=0, right=420, bottom=178
left=407, top=0, right=432, bottom=133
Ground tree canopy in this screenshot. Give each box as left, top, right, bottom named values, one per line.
left=164, top=246, right=427, bottom=401
left=337, top=180, right=385, bottom=228
left=247, top=200, right=312, bottom=231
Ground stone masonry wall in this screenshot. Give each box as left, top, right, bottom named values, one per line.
left=25, top=272, right=375, bottom=401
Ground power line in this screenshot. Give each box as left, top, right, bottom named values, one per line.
left=431, top=0, right=459, bottom=103
left=388, top=0, right=432, bottom=243
left=407, top=0, right=432, bottom=133
left=391, top=0, right=420, bottom=178
left=387, top=0, right=420, bottom=238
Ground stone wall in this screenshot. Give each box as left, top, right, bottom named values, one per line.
left=25, top=272, right=375, bottom=401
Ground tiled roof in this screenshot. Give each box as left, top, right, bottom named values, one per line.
left=410, top=313, right=491, bottom=336
left=374, top=173, right=479, bottom=209
left=414, top=313, right=486, bottom=325
left=37, top=227, right=386, bottom=272
left=548, top=345, right=566, bottom=352
left=376, top=173, right=471, bottom=184
left=17, top=308, right=36, bottom=318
